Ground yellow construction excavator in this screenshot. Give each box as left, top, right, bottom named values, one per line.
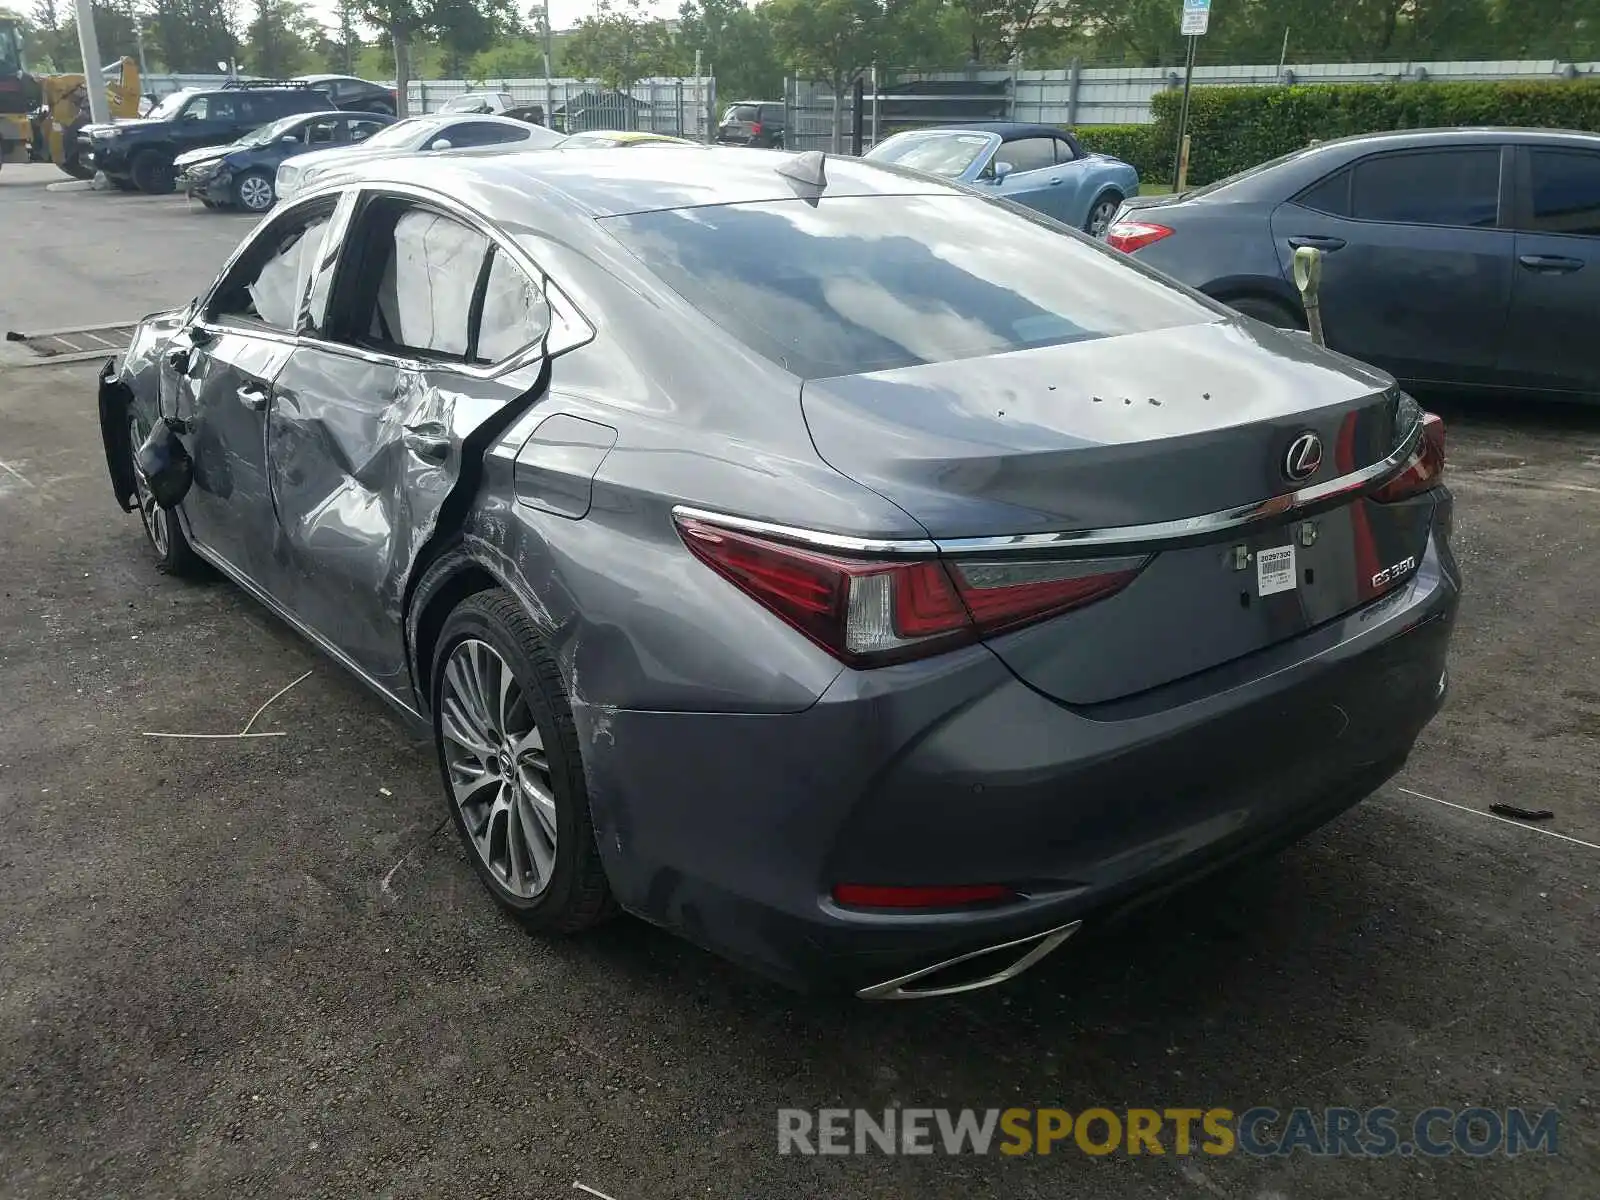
left=0, top=16, right=140, bottom=178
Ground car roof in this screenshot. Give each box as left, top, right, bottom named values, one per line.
left=926, top=121, right=1067, bottom=142
left=328, top=145, right=963, bottom=218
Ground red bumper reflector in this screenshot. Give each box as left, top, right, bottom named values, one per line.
left=832, top=883, right=1015, bottom=909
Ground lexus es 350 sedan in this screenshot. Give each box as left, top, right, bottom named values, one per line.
left=98, top=147, right=1459, bottom=999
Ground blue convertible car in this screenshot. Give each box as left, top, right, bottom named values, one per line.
left=866, top=122, right=1140, bottom=237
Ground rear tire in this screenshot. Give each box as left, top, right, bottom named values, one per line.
left=1225, top=294, right=1304, bottom=330
left=1084, top=190, right=1123, bottom=238
left=432, top=588, right=614, bottom=934
left=128, top=414, right=202, bottom=577
left=130, top=150, right=176, bottom=195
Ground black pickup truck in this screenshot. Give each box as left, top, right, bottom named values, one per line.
left=78, top=80, right=336, bottom=194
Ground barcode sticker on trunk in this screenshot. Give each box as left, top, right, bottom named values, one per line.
left=1257, top=545, right=1297, bottom=597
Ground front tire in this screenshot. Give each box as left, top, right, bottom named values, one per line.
left=1084, top=190, right=1123, bottom=238
left=232, top=169, right=275, bottom=213
left=130, top=150, right=176, bottom=195
left=432, top=588, right=614, bottom=933
left=128, top=414, right=201, bottom=576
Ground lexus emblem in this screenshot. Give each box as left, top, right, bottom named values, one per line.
left=1283, top=432, right=1323, bottom=483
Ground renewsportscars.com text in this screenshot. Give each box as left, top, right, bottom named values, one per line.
left=777, top=1106, right=1559, bottom=1158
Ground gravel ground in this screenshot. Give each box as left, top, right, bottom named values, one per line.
left=0, top=163, right=1596, bottom=1200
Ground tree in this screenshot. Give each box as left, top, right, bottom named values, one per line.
left=247, top=0, right=322, bottom=76
left=562, top=0, right=685, bottom=89
left=766, top=0, right=890, bottom=146
left=146, top=0, right=240, bottom=73
left=677, top=0, right=783, bottom=98
left=363, top=0, right=512, bottom=114
left=332, top=0, right=362, bottom=71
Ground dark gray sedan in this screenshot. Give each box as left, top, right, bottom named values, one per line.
left=1107, top=128, right=1600, bottom=402
left=97, top=147, right=1459, bottom=999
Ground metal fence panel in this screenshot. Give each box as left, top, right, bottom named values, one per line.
left=407, top=76, right=716, bottom=139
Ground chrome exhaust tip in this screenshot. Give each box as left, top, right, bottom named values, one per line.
left=856, top=920, right=1082, bottom=1001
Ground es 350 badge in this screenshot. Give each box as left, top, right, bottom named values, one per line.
left=1372, top=555, right=1417, bottom=589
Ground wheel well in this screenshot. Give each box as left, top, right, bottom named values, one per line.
left=1205, top=285, right=1307, bottom=329
left=411, top=562, right=500, bottom=715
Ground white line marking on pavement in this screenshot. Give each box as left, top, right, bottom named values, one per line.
left=1397, top=787, right=1600, bottom=852
left=573, top=1184, right=620, bottom=1200
left=0, top=459, right=32, bottom=486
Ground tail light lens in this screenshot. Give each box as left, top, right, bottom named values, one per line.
left=832, top=883, right=1014, bottom=909
left=1373, top=412, right=1445, bottom=503
left=1106, top=220, right=1174, bottom=253
left=675, top=515, right=1145, bottom=667
left=750, top=121, right=763, bottom=135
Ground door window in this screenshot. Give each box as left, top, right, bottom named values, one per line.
left=999, top=137, right=1056, bottom=174
left=446, top=120, right=530, bottom=148
left=1295, top=168, right=1351, bottom=216
left=211, top=204, right=336, bottom=332
left=1524, top=149, right=1600, bottom=237
left=181, top=96, right=215, bottom=121
left=1052, top=136, right=1077, bottom=163
left=346, top=118, right=385, bottom=143
left=367, top=209, right=491, bottom=358
left=305, top=117, right=340, bottom=145
left=475, top=248, right=550, bottom=363
left=1349, top=149, right=1500, bottom=228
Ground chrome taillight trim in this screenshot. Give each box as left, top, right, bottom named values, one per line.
left=672, top=418, right=1424, bottom=558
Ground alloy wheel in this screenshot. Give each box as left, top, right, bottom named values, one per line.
left=128, top=416, right=169, bottom=558
left=1088, top=198, right=1119, bottom=239
left=439, top=637, right=558, bottom=899
left=238, top=174, right=274, bottom=212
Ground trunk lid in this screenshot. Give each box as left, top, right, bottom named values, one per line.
left=801, top=318, right=1433, bottom=703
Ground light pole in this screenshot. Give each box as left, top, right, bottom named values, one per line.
left=71, top=0, right=110, bottom=124
left=530, top=4, right=553, bottom=78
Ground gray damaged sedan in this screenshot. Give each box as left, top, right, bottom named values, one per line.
left=97, top=147, right=1460, bottom=999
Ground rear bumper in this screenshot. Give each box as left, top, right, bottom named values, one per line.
left=577, top=527, right=1459, bottom=996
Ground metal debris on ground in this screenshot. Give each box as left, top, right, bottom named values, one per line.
left=143, top=669, right=312, bottom=741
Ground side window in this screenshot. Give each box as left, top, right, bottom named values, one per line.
left=306, top=118, right=339, bottom=145
left=761, top=104, right=783, bottom=125
left=1053, top=136, right=1077, bottom=163
left=211, top=205, right=335, bottom=332
left=1524, top=149, right=1600, bottom=237
left=208, top=95, right=238, bottom=122
left=1295, top=168, right=1351, bottom=217
left=476, top=248, right=551, bottom=363
left=448, top=121, right=528, bottom=148
left=1000, top=137, right=1056, bottom=174
left=182, top=96, right=209, bottom=121
left=365, top=208, right=490, bottom=358
left=347, top=118, right=383, bottom=143
left=1349, top=149, right=1500, bottom=228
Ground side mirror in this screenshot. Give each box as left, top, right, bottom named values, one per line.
left=282, top=134, right=299, bottom=144
left=429, top=137, right=453, bottom=151
left=992, top=160, right=1014, bottom=183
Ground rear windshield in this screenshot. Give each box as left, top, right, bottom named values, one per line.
left=601, top=194, right=1212, bottom=380
left=724, top=105, right=759, bottom=123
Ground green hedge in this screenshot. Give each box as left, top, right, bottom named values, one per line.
left=1073, top=123, right=1167, bottom=184
left=1146, top=80, right=1600, bottom=186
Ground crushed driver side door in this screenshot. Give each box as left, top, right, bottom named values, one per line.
left=265, top=189, right=559, bottom=702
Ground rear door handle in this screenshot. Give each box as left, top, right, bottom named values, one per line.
left=1518, top=254, right=1585, bottom=273
left=237, top=382, right=270, bottom=411
left=1048, top=177, right=1063, bottom=185
left=403, top=425, right=451, bottom=462
left=1288, top=235, right=1346, bottom=251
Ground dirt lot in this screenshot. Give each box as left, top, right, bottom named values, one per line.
left=1, top=162, right=1597, bottom=1200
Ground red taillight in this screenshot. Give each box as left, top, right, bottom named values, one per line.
left=1373, top=412, right=1445, bottom=503
left=1106, top=220, right=1174, bottom=253
left=832, top=883, right=1014, bottom=909
left=675, top=515, right=1144, bottom=667
left=750, top=121, right=763, bottom=135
